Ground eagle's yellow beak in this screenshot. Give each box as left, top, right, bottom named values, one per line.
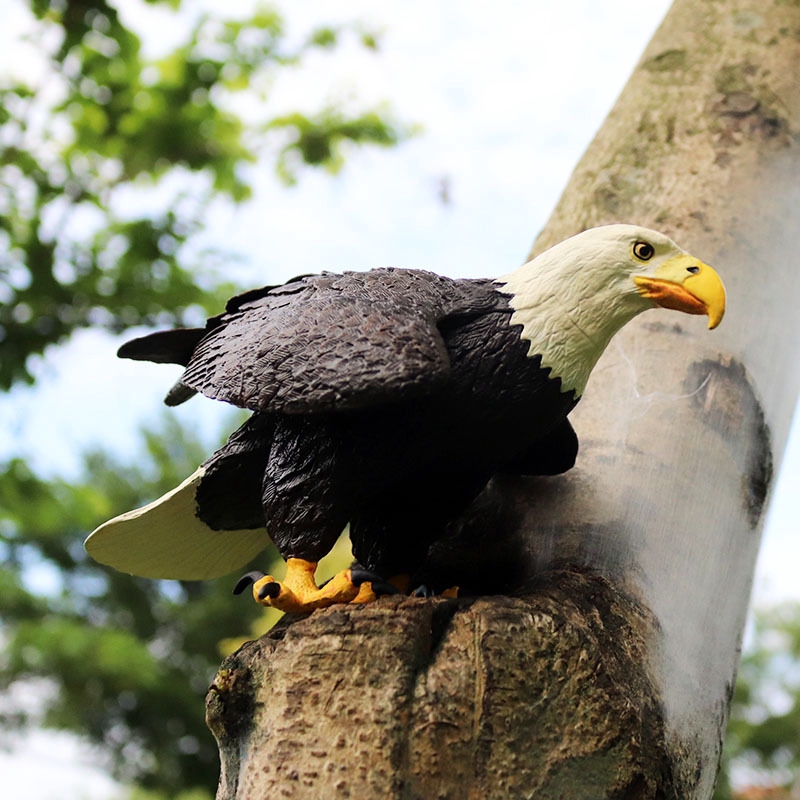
left=633, top=254, right=726, bottom=330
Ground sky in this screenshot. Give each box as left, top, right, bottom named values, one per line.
left=0, top=1, right=798, bottom=797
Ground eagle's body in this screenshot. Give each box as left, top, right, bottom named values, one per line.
left=191, top=271, right=577, bottom=577
left=86, top=225, right=726, bottom=609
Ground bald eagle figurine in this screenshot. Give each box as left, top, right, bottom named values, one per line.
left=86, top=225, right=725, bottom=611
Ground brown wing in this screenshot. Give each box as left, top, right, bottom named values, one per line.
left=154, top=269, right=499, bottom=414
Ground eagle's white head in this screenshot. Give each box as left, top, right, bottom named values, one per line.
left=496, top=224, right=726, bottom=396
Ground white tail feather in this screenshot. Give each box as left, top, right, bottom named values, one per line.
left=84, top=468, right=271, bottom=580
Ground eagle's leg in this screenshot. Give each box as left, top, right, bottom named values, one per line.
left=249, top=558, right=361, bottom=612
left=243, top=420, right=374, bottom=612
left=238, top=561, right=404, bottom=611
left=347, top=471, right=489, bottom=602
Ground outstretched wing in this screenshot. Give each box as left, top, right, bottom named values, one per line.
left=122, top=269, right=499, bottom=414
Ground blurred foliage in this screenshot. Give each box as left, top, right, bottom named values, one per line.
left=0, top=412, right=283, bottom=797
left=714, top=604, right=800, bottom=799
left=127, top=789, right=216, bottom=800
left=0, top=1, right=405, bottom=796
left=0, top=0, right=407, bottom=389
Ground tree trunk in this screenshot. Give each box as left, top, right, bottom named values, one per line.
left=206, top=2, right=800, bottom=797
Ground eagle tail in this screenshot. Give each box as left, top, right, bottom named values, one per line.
left=84, top=468, right=271, bottom=580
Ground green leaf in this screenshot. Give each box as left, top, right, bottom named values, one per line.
left=0, top=1, right=408, bottom=390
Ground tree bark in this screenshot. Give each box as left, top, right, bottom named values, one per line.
left=207, top=573, right=673, bottom=799
left=207, top=1, right=800, bottom=797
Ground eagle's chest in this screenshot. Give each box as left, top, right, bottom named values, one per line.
left=442, top=310, right=576, bottom=434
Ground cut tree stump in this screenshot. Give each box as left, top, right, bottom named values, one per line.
left=207, top=570, right=677, bottom=799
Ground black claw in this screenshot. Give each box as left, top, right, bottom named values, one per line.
left=412, top=584, right=436, bottom=598
left=257, top=581, right=281, bottom=600
left=371, top=580, right=404, bottom=597
left=350, top=568, right=403, bottom=596
left=233, top=571, right=266, bottom=596
left=348, top=568, right=377, bottom=587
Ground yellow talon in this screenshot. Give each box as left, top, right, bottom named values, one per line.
left=350, top=582, right=378, bottom=604
left=251, top=558, right=360, bottom=612
left=240, top=561, right=456, bottom=611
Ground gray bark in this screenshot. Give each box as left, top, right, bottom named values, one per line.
left=526, top=3, right=799, bottom=792
left=207, top=1, right=800, bottom=797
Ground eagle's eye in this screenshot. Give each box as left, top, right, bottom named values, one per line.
left=633, top=241, right=655, bottom=261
